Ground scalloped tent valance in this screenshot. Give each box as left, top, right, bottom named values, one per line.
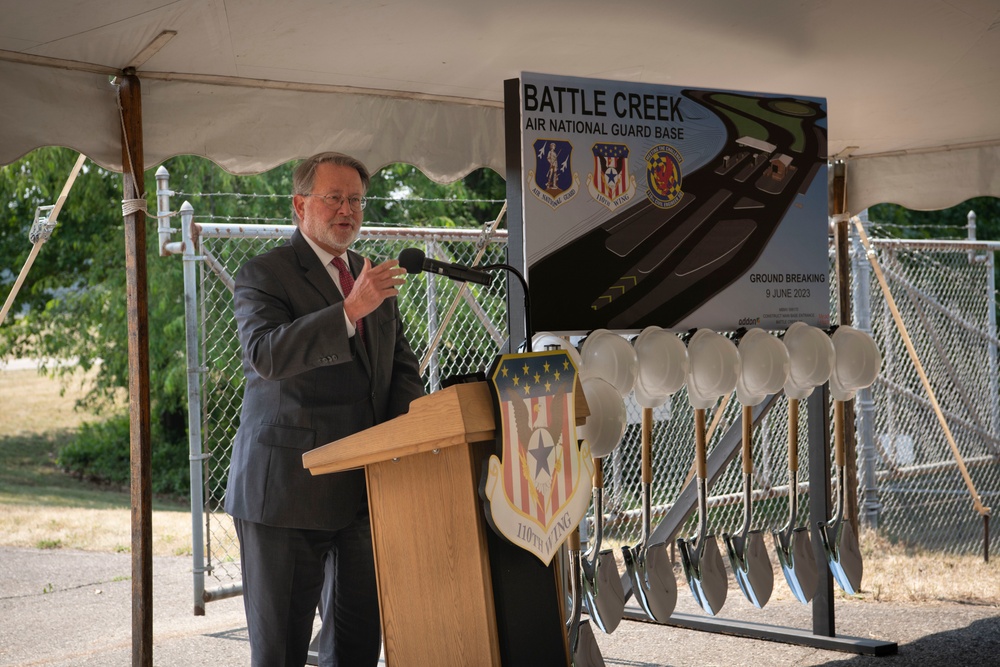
left=2, top=0, right=998, bottom=212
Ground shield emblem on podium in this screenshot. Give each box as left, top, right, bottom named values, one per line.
left=481, top=350, right=593, bottom=565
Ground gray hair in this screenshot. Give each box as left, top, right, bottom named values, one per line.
left=292, top=152, right=371, bottom=223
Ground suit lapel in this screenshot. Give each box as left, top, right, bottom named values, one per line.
left=292, top=230, right=342, bottom=306
left=292, top=230, right=372, bottom=375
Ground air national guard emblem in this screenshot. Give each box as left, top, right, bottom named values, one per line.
left=645, top=144, right=684, bottom=209
left=527, top=139, right=580, bottom=209
left=588, top=142, right=637, bottom=211
left=481, top=350, right=593, bottom=565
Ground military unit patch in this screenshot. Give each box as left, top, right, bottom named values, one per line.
left=645, top=143, right=685, bottom=209
left=527, top=139, right=580, bottom=209
left=481, top=350, right=593, bottom=565
left=587, top=142, right=636, bottom=212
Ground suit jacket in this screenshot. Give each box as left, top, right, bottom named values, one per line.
left=225, top=229, right=425, bottom=530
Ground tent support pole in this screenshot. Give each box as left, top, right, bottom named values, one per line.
left=119, top=67, right=154, bottom=667
left=831, top=160, right=861, bottom=538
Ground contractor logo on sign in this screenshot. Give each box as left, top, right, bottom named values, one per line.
left=645, top=144, right=684, bottom=209
left=588, top=142, right=637, bottom=212
left=481, top=350, right=593, bottom=565
left=528, top=139, right=580, bottom=209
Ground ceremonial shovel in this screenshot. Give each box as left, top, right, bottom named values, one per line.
left=621, top=408, right=677, bottom=622
left=818, top=325, right=881, bottom=595
left=773, top=322, right=832, bottom=603
left=818, top=399, right=864, bottom=594
left=723, top=328, right=786, bottom=608
left=567, top=527, right=607, bottom=666
left=772, top=397, right=819, bottom=603
left=677, top=329, right=739, bottom=615
left=722, top=405, right=775, bottom=608
left=677, top=407, right=729, bottom=615
left=581, top=457, right=626, bottom=633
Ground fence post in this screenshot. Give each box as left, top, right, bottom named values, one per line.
left=853, top=210, right=881, bottom=529
left=979, top=211, right=1000, bottom=444
left=179, top=201, right=208, bottom=615
left=155, top=166, right=173, bottom=257
left=425, top=239, right=441, bottom=390
left=968, top=210, right=978, bottom=262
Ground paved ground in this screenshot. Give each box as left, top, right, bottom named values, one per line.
left=1, top=545, right=997, bottom=666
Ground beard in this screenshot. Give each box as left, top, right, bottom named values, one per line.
left=304, top=214, right=360, bottom=255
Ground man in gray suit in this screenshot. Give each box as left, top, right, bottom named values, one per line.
left=225, top=152, right=425, bottom=666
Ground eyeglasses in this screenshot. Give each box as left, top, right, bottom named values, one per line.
left=303, top=193, right=367, bottom=212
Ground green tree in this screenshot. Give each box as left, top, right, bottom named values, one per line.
left=1, top=149, right=505, bottom=494
left=0, top=149, right=296, bottom=494
left=366, top=163, right=505, bottom=227
left=869, top=197, right=1000, bottom=304
left=869, top=197, right=1000, bottom=240
left=1, top=148, right=130, bottom=406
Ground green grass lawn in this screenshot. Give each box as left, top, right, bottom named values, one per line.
left=0, top=366, right=190, bottom=553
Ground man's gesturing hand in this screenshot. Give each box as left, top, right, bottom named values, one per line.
left=343, top=258, right=407, bottom=324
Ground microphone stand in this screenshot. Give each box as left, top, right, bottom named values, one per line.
left=481, top=263, right=533, bottom=353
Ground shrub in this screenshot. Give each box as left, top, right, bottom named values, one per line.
left=57, top=414, right=190, bottom=497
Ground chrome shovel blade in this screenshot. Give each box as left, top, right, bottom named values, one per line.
left=819, top=518, right=864, bottom=595
left=641, top=543, right=678, bottom=621
left=581, top=550, right=624, bottom=634
left=836, top=519, right=864, bottom=594
left=725, top=530, right=774, bottom=609
left=773, top=526, right=818, bottom=604
left=623, top=541, right=677, bottom=622
left=622, top=544, right=655, bottom=621
left=572, top=620, right=607, bottom=667
left=678, top=534, right=728, bottom=616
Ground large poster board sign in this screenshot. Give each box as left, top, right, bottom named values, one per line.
left=515, top=72, right=830, bottom=334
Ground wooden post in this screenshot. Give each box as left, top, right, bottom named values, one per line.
left=831, top=160, right=860, bottom=537
left=119, top=68, right=154, bottom=667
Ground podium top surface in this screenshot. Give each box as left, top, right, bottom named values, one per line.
left=303, top=381, right=496, bottom=475
left=303, top=378, right=589, bottom=476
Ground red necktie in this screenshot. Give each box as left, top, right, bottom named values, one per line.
left=332, top=256, right=364, bottom=342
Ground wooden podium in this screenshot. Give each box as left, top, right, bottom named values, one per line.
left=302, top=381, right=581, bottom=667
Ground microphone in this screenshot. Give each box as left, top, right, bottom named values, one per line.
left=397, top=248, right=493, bottom=286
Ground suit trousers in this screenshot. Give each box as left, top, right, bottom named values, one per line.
left=234, top=509, right=381, bottom=667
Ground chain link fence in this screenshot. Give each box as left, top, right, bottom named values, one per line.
left=601, top=216, right=999, bottom=563
left=162, top=185, right=998, bottom=610
left=165, top=187, right=510, bottom=607
left=855, top=217, right=999, bottom=553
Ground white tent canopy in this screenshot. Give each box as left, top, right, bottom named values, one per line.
left=2, top=0, right=999, bottom=212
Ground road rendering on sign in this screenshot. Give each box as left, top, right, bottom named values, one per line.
left=529, top=90, right=827, bottom=332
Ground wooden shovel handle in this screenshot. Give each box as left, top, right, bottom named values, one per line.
left=695, top=407, right=707, bottom=480
left=787, top=398, right=799, bottom=472
left=679, top=393, right=731, bottom=491
left=742, top=404, right=753, bottom=475
left=834, top=399, right=845, bottom=467
left=641, top=407, right=653, bottom=485
left=593, top=454, right=604, bottom=490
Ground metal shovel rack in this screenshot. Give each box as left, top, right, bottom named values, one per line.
left=616, top=387, right=898, bottom=656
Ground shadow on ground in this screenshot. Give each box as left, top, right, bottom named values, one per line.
left=817, top=614, right=1000, bottom=666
